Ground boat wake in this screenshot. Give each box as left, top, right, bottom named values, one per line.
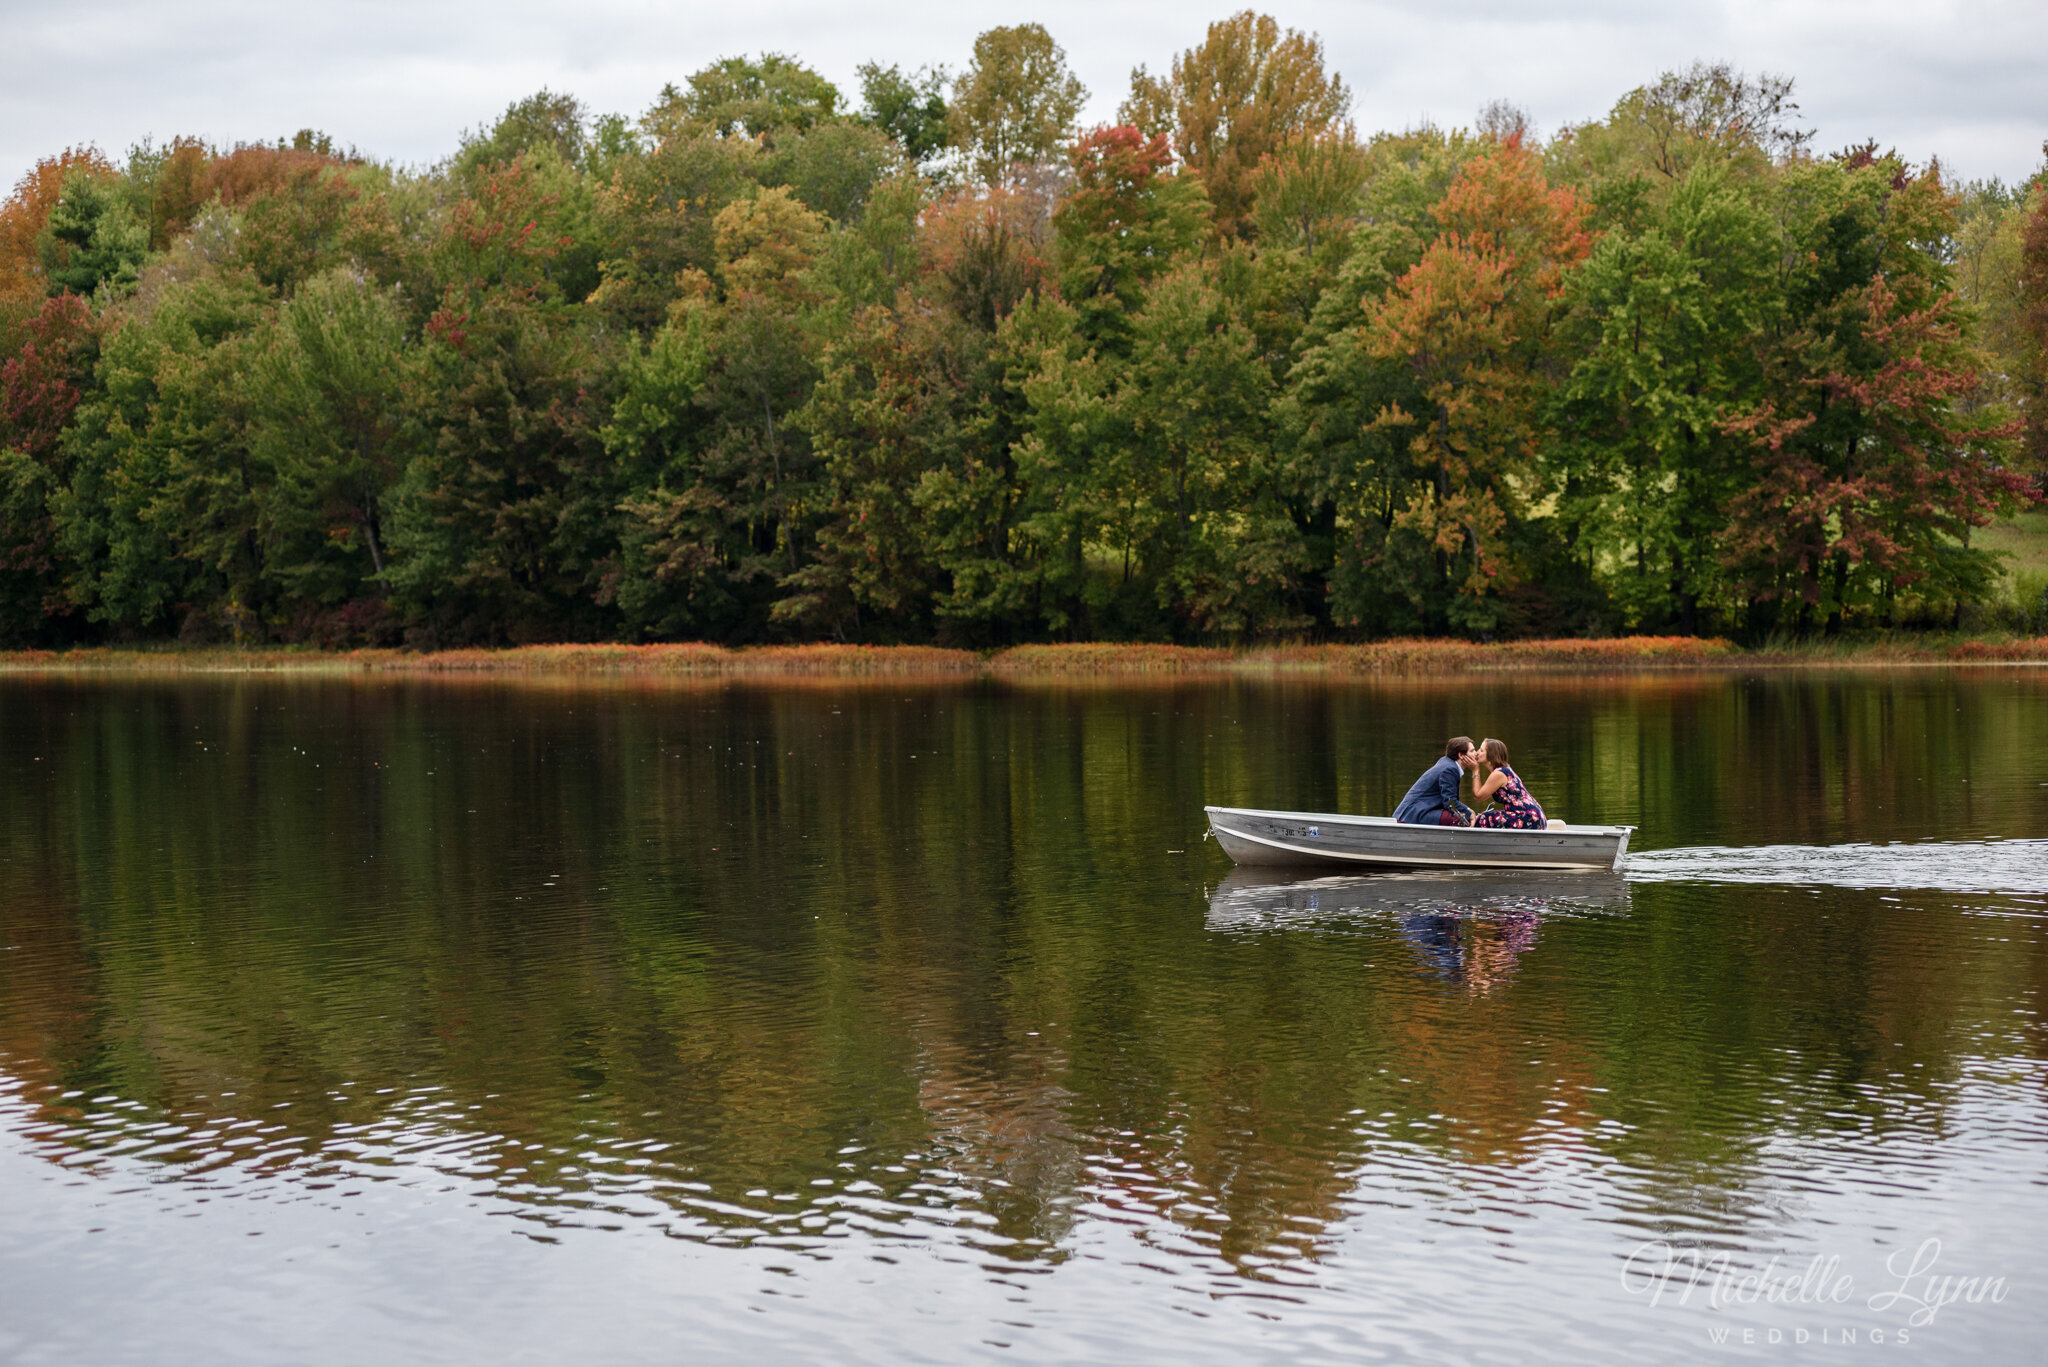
left=1205, top=839, right=2048, bottom=934
left=1625, top=838, right=2048, bottom=897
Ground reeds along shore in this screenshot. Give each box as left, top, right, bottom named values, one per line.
left=1, top=637, right=2046, bottom=679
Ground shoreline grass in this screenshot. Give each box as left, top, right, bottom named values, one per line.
left=0, top=634, right=2044, bottom=681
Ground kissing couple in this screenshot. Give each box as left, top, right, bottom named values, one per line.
left=1393, top=736, right=1552, bottom=830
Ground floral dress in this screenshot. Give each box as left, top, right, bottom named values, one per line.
left=1473, top=765, right=1547, bottom=829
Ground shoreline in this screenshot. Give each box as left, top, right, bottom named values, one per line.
left=0, top=636, right=2045, bottom=681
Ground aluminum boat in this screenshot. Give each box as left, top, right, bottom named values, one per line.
left=1204, top=805, right=1633, bottom=872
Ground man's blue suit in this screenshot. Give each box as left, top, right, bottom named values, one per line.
left=1393, top=755, right=1471, bottom=825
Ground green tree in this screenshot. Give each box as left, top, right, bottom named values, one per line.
left=383, top=288, right=618, bottom=644
left=602, top=302, right=743, bottom=639
left=459, top=89, right=590, bottom=176
left=949, top=25, right=1086, bottom=187
left=1550, top=165, right=1776, bottom=630
left=1547, top=61, right=1811, bottom=208
left=857, top=62, right=950, bottom=166
left=55, top=269, right=274, bottom=636
left=811, top=172, right=926, bottom=310
left=1053, top=126, right=1210, bottom=352
left=602, top=193, right=828, bottom=641
left=592, top=133, right=761, bottom=331
left=649, top=55, right=840, bottom=146
left=604, top=293, right=820, bottom=640
left=762, top=121, right=906, bottom=224
left=1231, top=129, right=1374, bottom=381
left=246, top=268, right=413, bottom=614
left=1249, top=128, right=1368, bottom=259
left=37, top=171, right=149, bottom=297
left=1274, top=229, right=1411, bottom=631
left=1949, top=176, right=2029, bottom=424
left=780, top=306, right=958, bottom=637
left=585, top=112, right=642, bottom=182
left=1107, top=265, right=1295, bottom=633
left=983, top=293, right=1108, bottom=634
left=904, top=207, right=1066, bottom=641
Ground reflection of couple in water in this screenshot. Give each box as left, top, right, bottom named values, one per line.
left=1403, top=908, right=1541, bottom=995
left=1392, top=736, right=1551, bottom=830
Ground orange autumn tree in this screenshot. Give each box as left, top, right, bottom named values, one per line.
left=919, top=181, right=1059, bottom=331
left=144, top=137, right=213, bottom=248
left=1359, top=134, right=1592, bottom=632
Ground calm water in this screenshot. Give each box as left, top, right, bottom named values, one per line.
left=1, top=671, right=2044, bottom=1364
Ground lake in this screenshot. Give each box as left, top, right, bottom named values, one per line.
left=1, top=670, right=2044, bottom=1364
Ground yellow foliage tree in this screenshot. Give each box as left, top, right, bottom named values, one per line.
left=714, top=186, right=826, bottom=300
left=1120, top=11, right=1349, bottom=238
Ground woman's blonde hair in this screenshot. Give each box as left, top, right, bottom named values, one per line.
left=1482, top=737, right=1509, bottom=768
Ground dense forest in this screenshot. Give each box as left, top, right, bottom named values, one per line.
left=2, top=12, right=2044, bottom=649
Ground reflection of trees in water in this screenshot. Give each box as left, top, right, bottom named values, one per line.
left=0, top=676, right=2037, bottom=1275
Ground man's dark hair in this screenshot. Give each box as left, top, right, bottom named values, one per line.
left=1445, top=736, right=1474, bottom=759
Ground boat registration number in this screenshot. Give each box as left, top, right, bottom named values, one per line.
left=1269, top=824, right=1320, bottom=839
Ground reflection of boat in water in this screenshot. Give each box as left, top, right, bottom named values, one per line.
left=1204, top=865, right=1632, bottom=934
left=1204, top=805, right=1633, bottom=872
left=1207, top=866, right=1631, bottom=995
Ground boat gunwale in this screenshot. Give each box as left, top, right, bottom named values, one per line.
left=1203, top=804, right=1635, bottom=838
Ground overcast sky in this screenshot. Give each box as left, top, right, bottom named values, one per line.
left=3, top=1, right=2044, bottom=193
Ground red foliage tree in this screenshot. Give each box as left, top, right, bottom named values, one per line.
left=0, top=292, right=95, bottom=464
left=1053, top=125, right=1209, bottom=344
left=201, top=144, right=341, bottom=208
left=0, top=293, right=98, bottom=634
left=1722, top=274, right=2028, bottom=626
left=2018, top=162, right=2048, bottom=477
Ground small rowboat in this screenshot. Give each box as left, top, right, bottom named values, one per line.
left=1204, top=805, right=1633, bottom=872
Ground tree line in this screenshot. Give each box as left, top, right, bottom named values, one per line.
left=2, top=13, right=2044, bottom=649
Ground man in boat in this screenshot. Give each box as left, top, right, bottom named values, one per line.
left=1393, top=737, right=1478, bottom=826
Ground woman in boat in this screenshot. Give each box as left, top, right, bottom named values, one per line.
left=1471, top=738, right=1547, bottom=829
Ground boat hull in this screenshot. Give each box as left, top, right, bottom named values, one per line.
left=1205, top=805, right=1632, bottom=872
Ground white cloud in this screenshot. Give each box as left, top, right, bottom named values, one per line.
left=1, top=0, right=2042, bottom=191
